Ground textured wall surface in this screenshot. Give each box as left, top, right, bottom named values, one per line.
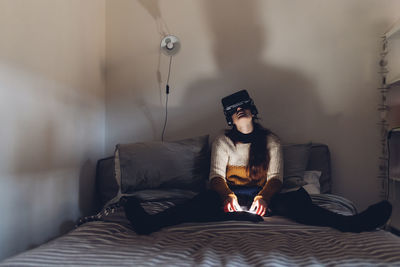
left=0, top=0, right=106, bottom=260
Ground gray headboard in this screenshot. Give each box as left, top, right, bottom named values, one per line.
left=306, top=143, right=331, bottom=194
left=95, top=156, right=118, bottom=207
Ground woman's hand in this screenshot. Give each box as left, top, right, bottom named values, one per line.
left=249, top=197, right=267, bottom=216
left=223, top=194, right=242, bottom=212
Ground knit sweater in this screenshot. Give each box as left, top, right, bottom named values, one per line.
left=209, top=133, right=283, bottom=203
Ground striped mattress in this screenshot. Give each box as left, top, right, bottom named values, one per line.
left=1, top=191, right=400, bottom=267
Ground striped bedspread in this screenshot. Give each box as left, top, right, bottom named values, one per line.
left=1, top=192, right=400, bottom=267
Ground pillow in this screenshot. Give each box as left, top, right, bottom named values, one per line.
left=283, top=177, right=307, bottom=189
left=302, top=170, right=322, bottom=194
left=115, top=135, right=210, bottom=194
left=282, top=143, right=312, bottom=189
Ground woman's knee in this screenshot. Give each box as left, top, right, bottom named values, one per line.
left=270, top=187, right=312, bottom=215
left=292, top=187, right=312, bottom=206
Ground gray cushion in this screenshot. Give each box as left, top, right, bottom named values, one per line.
left=282, top=143, right=312, bottom=189
left=115, top=135, right=210, bottom=193
left=95, top=139, right=332, bottom=206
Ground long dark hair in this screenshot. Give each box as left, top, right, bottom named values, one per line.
left=225, top=122, right=272, bottom=179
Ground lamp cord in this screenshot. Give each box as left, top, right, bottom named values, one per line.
left=161, top=56, right=173, bottom=142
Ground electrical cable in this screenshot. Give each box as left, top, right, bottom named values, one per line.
left=161, top=56, right=173, bottom=141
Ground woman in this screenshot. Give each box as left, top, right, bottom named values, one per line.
left=123, top=90, right=392, bottom=235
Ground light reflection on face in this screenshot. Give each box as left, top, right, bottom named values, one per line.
left=231, top=107, right=253, bottom=127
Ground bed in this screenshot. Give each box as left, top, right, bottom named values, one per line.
left=1, top=136, right=400, bottom=266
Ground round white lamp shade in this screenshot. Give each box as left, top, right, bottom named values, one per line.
left=160, top=35, right=181, bottom=56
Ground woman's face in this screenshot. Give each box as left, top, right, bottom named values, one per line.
left=231, top=107, right=253, bottom=127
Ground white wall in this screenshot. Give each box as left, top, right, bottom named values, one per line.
left=0, top=0, right=105, bottom=260
left=106, top=0, right=400, bottom=211
left=1, top=0, right=399, bottom=260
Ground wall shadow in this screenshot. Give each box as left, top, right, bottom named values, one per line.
left=137, top=0, right=170, bottom=36
left=137, top=0, right=170, bottom=107
left=166, top=0, right=337, bottom=145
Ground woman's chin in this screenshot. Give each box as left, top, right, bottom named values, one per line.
left=238, top=116, right=252, bottom=121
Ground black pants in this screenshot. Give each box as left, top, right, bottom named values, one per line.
left=173, top=187, right=350, bottom=229
left=125, top=187, right=391, bottom=234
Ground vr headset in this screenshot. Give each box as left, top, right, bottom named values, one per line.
left=221, top=90, right=258, bottom=126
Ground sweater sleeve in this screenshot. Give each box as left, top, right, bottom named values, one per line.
left=209, top=177, right=234, bottom=200
left=209, top=135, right=234, bottom=199
left=256, top=134, right=283, bottom=203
